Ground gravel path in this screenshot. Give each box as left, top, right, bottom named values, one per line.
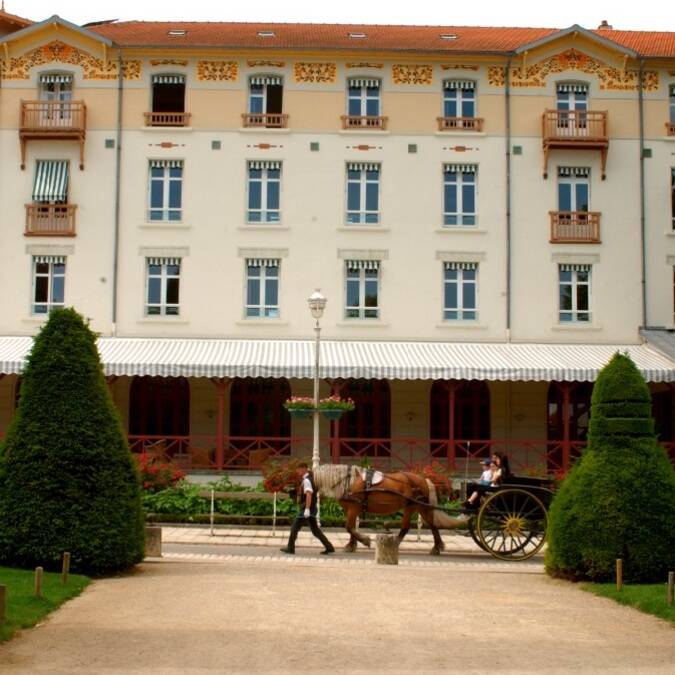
left=0, top=558, right=673, bottom=674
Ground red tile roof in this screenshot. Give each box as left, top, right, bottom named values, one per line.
left=0, top=8, right=33, bottom=27
left=88, top=22, right=675, bottom=57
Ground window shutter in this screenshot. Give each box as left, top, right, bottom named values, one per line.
left=32, top=160, right=69, bottom=202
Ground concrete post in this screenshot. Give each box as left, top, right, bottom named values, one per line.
left=375, top=534, right=399, bottom=565
left=145, top=525, right=162, bottom=558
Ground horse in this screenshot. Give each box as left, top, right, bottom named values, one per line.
left=312, top=464, right=466, bottom=555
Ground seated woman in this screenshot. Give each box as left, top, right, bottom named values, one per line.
left=463, top=452, right=509, bottom=509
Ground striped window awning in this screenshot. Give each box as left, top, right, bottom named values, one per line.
left=149, top=160, right=184, bottom=169
left=444, top=262, right=478, bottom=271
left=443, top=80, right=475, bottom=90
left=444, top=164, right=477, bottom=174
left=557, top=83, right=588, bottom=93
left=558, top=166, right=590, bottom=177
left=347, top=162, right=380, bottom=172
left=33, top=255, right=66, bottom=265
left=346, top=260, right=380, bottom=270
left=39, top=73, right=72, bottom=84
left=152, top=74, right=185, bottom=84
left=32, top=160, right=69, bottom=202
left=147, top=257, right=181, bottom=266
left=250, top=75, right=282, bottom=85
left=348, top=78, right=380, bottom=88
left=0, top=336, right=673, bottom=382
left=249, top=160, right=281, bottom=170
left=560, top=263, right=591, bottom=272
left=246, top=258, right=279, bottom=267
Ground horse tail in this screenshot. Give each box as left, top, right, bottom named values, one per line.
left=426, top=479, right=467, bottom=530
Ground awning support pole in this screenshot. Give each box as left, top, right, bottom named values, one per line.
left=211, top=378, right=230, bottom=471
left=448, top=380, right=457, bottom=470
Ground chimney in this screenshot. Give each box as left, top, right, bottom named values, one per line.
left=597, top=20, right=613, bottom=30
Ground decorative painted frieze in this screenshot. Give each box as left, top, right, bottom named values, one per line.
left=392, top=64, right=433, bottom=85
left=442, top=64, right=480, bottom=71
left=196, top=60, right=238, bottom=81
left=487, top=66, right=506, bottom=87
left=150, top=59, right=188, bottom=67
left=1, top=40, right=140, bottom=80
left=293, top=62, right=337, bottom=83
left=247, top=60, right=285, bottom=68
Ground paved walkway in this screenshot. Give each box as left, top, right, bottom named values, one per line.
left=1, top=555, right=674, bottom=674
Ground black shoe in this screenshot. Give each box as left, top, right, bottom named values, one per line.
left=280, top=547, right=295, bottom=554
left=320, top=548, right=335, bottom=555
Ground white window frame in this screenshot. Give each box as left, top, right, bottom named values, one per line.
left=345, top=263, right=380, bottom=319
left=247, top=163, right=281, bottom=223
left=32, top=257, right=65, bottom=315
left=346, top=164, right=380, bottom=224
left=557, top=170, right=590, bottom=212
left=670, top=85, right=675, bottom=123
left=245, top=260, right=280, bottom=318
left=443, top=264, right=478, bottom=321
left=145, top=258, right=181, bottom=316
left=443, top=82, right=476, bottom=118
left=148, top=162, right=183, bottom=222
left=347, top=80, right=381, bottom=117
left=443, top=166, right=477, bottom=227
left=671, top=168, right=675, bottom=230
left=558, top=265, right=591, bottom=323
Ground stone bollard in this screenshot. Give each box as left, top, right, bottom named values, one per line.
left=375, top=534, right=399, bottom=565
left=144, top=525, right=162, bottom=558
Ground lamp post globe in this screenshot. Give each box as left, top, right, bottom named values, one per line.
left=308, top=289, right=327, bottom=319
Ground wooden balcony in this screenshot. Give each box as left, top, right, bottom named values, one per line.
left=241, top=112, right=289, bottom=128
left=542, top=109, right=609, bottom=179
left=143, top=111, right=191, bottom=127
left=19, top=100, right=86, bottom=170
left=25, top=204, right=77, bottom=237
left=340, top=115, right=388, bottom=130
left=549, top=211, right=600, bottom=244
left=666, top=122, right=675, bottom=136
left=437, top=116, right=484, bottom=132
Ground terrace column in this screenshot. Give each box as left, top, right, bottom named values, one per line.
left=328, top=380, right=343, bottom=464
left=561, top=382, right=571, bottom=473
left=210, top=378, right=231, bottom=470
left=447, top=380, right=457, bottom=470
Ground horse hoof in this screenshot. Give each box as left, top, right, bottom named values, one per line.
left=344, top=544, right=356, bottom=553
left=363, top=536, right=372, bottom=548
left=429, top=548, right=441, bottom=556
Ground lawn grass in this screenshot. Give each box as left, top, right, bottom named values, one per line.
left=584, top=582, right=675, bottom=625
left=0, top=566, right=90, bottom=642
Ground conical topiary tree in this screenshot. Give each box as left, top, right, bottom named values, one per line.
left=545, top=352, right=675, bottom=582
left=0, top=308, right=144, bottom=574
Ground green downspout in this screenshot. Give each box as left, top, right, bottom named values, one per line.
left=505, top=57, right=513, bottom=342
left=638, top=58, right=647, bottom=329
left=112, top=49, right=123, bottom=336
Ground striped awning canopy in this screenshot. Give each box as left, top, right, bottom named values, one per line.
left=32, top=160, right=69, bottom=202
left=0, top=337, right=674, bottom=382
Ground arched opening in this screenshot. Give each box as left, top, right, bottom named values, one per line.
left=547, top=381, right=592, bottom=471
left=336, top=379, right=391, bottom=458
left=129, top=376, right=190, bottom=438
left=429, top=380, right=490, bottom=457
left=229, top=378, right=291, bottom=455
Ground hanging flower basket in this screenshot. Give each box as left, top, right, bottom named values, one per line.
left=284, top=396, right=315, bottom=419
left=317, top=396, right=355, bottom=421
left=320, top=408, right=345, bottom=421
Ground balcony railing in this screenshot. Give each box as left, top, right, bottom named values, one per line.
left=542, top=109, right=609, bottom=179
left=340, top=115, right=388, bottom=130
left=144, top=112, right=192, bottom=127
left=549, top=211, right=601, bottom=243
left=25, top=204, right=77, bottom=236
left=241, top=112, right=289, bottom=128
left=437, top=116, right=484, bottom=132
left=19, top=100, right=87, bottom=169
left=666, top=122, right=675, bottom=136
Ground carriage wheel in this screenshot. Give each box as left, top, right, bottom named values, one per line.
left=467, top=516, right=490, bottom=553
left=476, top=488, right=548, bottom=561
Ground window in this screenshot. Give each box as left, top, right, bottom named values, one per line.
left=346, top=162, right=380, bottom=224
left=443, top=262, right=477, bottom=321
left=443, top=80, right=475, bottom=118
left=347, top=78, right=381, bottom=117
left=345, top=260, right=380, bottom=319
left=39, top=73, right=72, bottom=102
left=671, top=169, right=675, bottom=230
left=558, top=167, right=589, bottom=212
left=32, top=255, right=65, bottom=314
left=146, top=257, right=181, bottom=316
left=148, top=160, right=183, bottom=221
left=151, top=74, right=185, bottom=113
left=248, top=76, right=283, bottom=115
left=556, top=83, right=588, bottom=112
left=247, top=161, right=281, bottom=222
left=669, top=85, right=675, bottom=123
left=32, top=160, right=69, bottom=204
left=559, top=264, right=591, bottom=322
left=245, top=259, right=279, bottom=318
left=443, top=164, right=477, bottom=226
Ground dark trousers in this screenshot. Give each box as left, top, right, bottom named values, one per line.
left=285, top=511, right=334, bottom=552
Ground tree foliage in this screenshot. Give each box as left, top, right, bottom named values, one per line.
left=545, top=353, right=675, bottom=582
left=0, top=309, right=144, bottom=575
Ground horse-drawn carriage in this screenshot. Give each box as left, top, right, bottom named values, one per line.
left=313, top=464, right=555, bottom=561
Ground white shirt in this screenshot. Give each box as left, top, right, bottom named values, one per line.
left=301, top=473, right=314, bottom=495
left=480, top=469, right=493, bottom=482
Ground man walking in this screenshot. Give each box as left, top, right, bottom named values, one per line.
left=280, top=462, right=335, bottom=555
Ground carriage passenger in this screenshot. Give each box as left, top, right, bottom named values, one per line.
left=464, top=453, right=510, bottom=509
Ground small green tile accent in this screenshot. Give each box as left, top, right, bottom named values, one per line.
left=211, top=140, right=222, bottom=150
left=104, top=139, right=115, bottom=149
left=408, top=144, right=417, bottom=153
left=642, top=148, right=652, bottom=158
left=512, top=145, right=522, bottom=155
left=310, top=142, right=320, bottom=151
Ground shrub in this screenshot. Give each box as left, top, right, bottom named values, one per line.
left=0, top=308, right=145, bottom=575
left=409, top=460, right=455, bottom=500
left=545, top=353, right=675, bottom=583
left=141, top=483, right=207, bottom=515
left=136, top=454, right=184, bottom=492
left=261, top=458, right=303, bottom=493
